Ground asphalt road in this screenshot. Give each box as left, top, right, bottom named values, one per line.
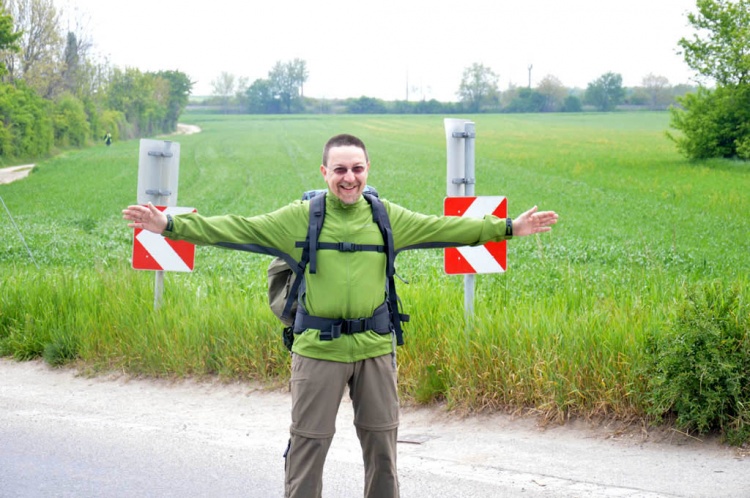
left=1, top=359, right=748, bottom=497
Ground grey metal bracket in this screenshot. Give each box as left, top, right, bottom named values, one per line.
left=452, top=131, right=476, bottom=139
left=148, top=151, right=174, bottom=158
left=452, top=178, right=476, bottom=185
left=145, top=189, right=172, bottom=196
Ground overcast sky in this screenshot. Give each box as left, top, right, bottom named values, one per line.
left=61, top=0, right=700, bottom=101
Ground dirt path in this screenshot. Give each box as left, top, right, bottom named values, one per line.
left=0, top=123, right=202, bottom=185
left=174, top=123, right=201, bottom=135
left=0, top=164, right=35, bottom=185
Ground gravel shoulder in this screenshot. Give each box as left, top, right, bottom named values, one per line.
left=1, top=358, right=748, bottom=498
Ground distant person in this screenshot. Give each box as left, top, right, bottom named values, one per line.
left=103, top=131, right=112, bottom=146
left=122, top=133, right=558, bottom=498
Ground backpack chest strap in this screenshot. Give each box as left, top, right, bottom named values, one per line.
left=296, top=241, right=385, bottom=253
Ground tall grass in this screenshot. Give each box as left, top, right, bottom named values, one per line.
left=1, top=112, right=748, bottom=427
left=0, top=262, right=288, bottom=380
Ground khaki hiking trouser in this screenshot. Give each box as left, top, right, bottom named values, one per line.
left=284, top=353, right=400, bottom=498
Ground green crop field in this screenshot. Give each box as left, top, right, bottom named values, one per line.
left=1, top=112, right=748, bottom=434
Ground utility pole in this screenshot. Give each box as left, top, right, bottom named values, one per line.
left=528, top=64, right=533, bottom=88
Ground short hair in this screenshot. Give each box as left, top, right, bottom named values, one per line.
left=322, top=134, right=368, bottom=166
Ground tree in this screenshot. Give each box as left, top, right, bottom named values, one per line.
left=155, top=70, right=192, bottom=132
left=59, top=7, right=96, bottom=100
left=234, top=75, right=249, bottom=107
left=536, top=74, right=567, bottom=112
left=585, top=72, right=625, bottom=111
left=670, top=0, right=750, bottom=159
left=641, top=73, right=671, bottom=109
left=678, top=0, right=750, bottom=86
left=0, top=4, right=21, bottom=77
left=61, top=32, right=81, bottom=94
left=211, top=71, right=237, bottom=109
left=457, top=63, right=499, bottom=112
left=245, top=78, right=278, bottom=114
left=2, top=0, right=65, bottom=97
left=268, top=59, right=307, bottom=113
left=288, top=58, right=308, bottom=97
left=268, top=61, right=292, bottom=112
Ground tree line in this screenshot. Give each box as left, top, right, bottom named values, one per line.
left=200, top=61, right=696, bottom=116
left=0, top=0, right=191, bottom=163
left=455, top=66, right=695, bottom=113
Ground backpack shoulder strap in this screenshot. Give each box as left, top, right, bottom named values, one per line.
left=363, top=193, right=409, bottom=345
left=281, top=192, right=326, bottom=320
left=306, top=192, right=326, bottom=274
left=364, top=193, right=393, bottom=276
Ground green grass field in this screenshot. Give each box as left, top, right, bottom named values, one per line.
left=1, top=112, right=748, bottom=428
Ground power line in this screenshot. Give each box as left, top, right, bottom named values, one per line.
left=0, top=194, right=39, bottom=269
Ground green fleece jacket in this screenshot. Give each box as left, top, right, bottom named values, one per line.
left=164, top=193, right=510, bottom=363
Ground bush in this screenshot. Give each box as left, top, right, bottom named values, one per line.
left=561, top=95, right=582, bottom=112
left=504, top=88, right=546, bottom=113
left=645, top=280, right=750, bottom=445
left=737, top=135, right=750, bottom=160
left=53, top=93, right=90, bottom=147
left=346, top=96, right=388, bottom=114
left=43, top=333, right=79, bottom=367
left=98, top=109, right=127, bottom=142
left=0, top=82, right=54, bottom=158
left=668, top=85, right=750, bottom=160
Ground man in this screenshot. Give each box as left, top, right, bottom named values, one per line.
left=123, top=134, right=558, bottom=498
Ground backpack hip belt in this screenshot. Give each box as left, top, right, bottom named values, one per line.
left=293, top=301, right=392, bottom=341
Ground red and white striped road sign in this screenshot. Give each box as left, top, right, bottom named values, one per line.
left=132, top=206, right=196, bottom=272
left=444, top=196, right=507, bottom=275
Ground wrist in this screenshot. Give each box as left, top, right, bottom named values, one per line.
left=165, top=214, right=174, bottom=232
left=505, top=217, right=513, bottom=238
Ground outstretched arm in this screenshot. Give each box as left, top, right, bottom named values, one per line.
left=512, top=206, right=558, bottom=237
left=122, top=202, right=168, bottom=234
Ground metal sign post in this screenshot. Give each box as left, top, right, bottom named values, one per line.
left=444, top=119, right=476, bottom=321
left=136, top=139, right=181, bottom=310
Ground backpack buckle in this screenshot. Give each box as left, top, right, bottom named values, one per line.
left=330, top=322, right=342, bottom=339
left=338, top=242, right=356, bottom=252
left=346, top=318, right=369, bottom=333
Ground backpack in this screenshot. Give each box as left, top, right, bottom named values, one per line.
left=216, top=186, right=469, bottom=351
left=266, top=186, right=408, bottom=351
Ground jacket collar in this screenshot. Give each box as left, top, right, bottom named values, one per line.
left=325, top=191, right=367, bottom=210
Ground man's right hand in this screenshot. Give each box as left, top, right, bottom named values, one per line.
left=122, top=202, right=168, bottom=234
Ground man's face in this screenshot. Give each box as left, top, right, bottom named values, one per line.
left=320, top=145, right=369, bottom=205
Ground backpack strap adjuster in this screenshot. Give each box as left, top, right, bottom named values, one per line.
left=320, top=317, right=375, bottom=340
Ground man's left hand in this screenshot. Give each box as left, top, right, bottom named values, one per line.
left=512, top=206, right=558, bottom=236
